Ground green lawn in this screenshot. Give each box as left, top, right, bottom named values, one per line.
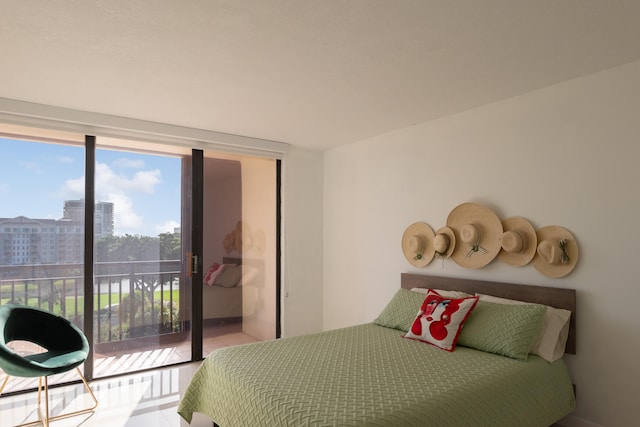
left=1, top=288, right=180, bottom=319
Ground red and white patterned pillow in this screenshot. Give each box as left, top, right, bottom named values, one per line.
left=403, top=289, right=479, bottom=351
left=204, top=263, right=224, bottom=286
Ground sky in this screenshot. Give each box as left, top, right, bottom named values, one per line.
left=0, top=138, right=182, bottom=237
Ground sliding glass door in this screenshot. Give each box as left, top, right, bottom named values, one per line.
left=92, top=139, right=193, bottom=377
left=0, top=123, right=280, bottom=390
left=200, top=151, right=278, bottom=358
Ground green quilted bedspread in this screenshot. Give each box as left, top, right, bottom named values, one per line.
left=178, top=323, right=575, bottom=426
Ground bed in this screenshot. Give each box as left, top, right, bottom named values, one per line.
left=178, top=274, right=576, bottom=426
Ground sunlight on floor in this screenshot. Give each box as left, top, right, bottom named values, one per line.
left=1, top=323, right=259, bottom=425
left=1, top=322, right=258, bottom=397
left=0, top=364, right=213, bottom=427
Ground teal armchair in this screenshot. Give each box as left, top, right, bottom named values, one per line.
left=0, top=304, right=98, bottom=426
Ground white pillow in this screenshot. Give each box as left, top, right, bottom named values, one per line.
left=476, top=293, right=571, bottom=362
left=411, top=288, right=471, bottom=299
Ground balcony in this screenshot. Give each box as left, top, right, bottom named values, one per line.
left=1, top=260, right=183, bottom=343
left=0, top=261, right=256, bottom=394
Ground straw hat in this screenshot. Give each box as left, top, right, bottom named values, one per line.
left=498, top=217, right=537, bottom=267
left=446, top=203, right=503, bottom=269
left=533, top=226, right=579, bottom=278
left=432, top=226, right=456, bottom=259
left=401, top=222, right=435, bottom=267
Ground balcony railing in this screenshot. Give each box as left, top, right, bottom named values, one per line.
left=0, top=260, right=183, bottom=347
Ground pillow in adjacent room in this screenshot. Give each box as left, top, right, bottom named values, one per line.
left=204, top=263, right=224, bottom=286
left=403, top=290, right=479, bottom=352
left=457, top=300, right=546, bottom=361
left=476, top=293, right=572, bottom=362
left=213, top=264, right=243, bottom=288
left=373, top=288, right=426, bottom=332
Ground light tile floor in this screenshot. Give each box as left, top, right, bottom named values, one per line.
left=2, top=321, right=258, bottom=395
left=1, top=324, right=260, bottom=426
left=1, top=363, right=212, bottom=427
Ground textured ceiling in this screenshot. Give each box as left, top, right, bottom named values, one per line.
left=1, top=1, right=640, bottom=150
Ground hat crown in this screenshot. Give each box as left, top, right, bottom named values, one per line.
left=408, top=234, right=426, bottom=253
left=460, top=224, right=480, bottom=244
left=537, top=240, right=562, bottom=264
left=502, top=230, right=524, bottom=253
left=433, top=234, right=450, bottom=253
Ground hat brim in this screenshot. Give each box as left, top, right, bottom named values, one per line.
left=446, top=203, right=503, bottom=269
left=532, top=226, right=579, bottom=278
left=402, top=222, right=435, bottom=267
left=498, top=217, right=537, bottom=267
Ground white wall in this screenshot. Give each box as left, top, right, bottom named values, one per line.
left=323, top=60, right=640, bottom=427
left=282, top=146, right=324, bottom=337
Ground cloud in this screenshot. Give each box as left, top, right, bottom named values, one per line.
left=58, top=162, right=164, bottom=234
left=109, top=192, right=143, bottom=230
left=128, top=170, right=162, bottom=194
left=113, top=158, right=145, bottom=169
left=56, top=156, right=74, bottom=164
left=155, top=220, right=181, bottom=234
left=60, top=176, right=85, bottom=199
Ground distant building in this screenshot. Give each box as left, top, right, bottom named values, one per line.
left=64, top=200, right=114, bottom=238
left=0, top=200, right=114, bottom=265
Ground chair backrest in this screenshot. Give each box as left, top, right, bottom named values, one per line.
left=0, top=304, right=89, bottom=377
left=2, top=305, right=86, bottom=352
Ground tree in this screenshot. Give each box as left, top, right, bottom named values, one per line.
left=95, top=232, right=181, bottom=262
left=159, top=232, right=181, bottom=260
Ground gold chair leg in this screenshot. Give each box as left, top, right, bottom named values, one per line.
left=0, top=374, right=9, bottom=395
left=16, top=368, right=98, bottom=427
left=43, top=376, right=49, bottom=427
left=37, top=377, right=42, bottom=406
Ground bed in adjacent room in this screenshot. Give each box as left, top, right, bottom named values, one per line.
left=178, top=273, right=576, bottom=426
left=202, top=257, right=260, bottom=322
left=202, top=261, right=244, bottom=321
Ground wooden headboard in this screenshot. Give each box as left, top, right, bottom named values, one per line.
left=401, top=273, right=577, bottom=355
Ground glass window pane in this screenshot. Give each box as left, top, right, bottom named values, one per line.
left=202, top=153, right=277, bottom=358
left=0, top=132, right=85, bottom=393
left=93, top=142, right=191, bottom=377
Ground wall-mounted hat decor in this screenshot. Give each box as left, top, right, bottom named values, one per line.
left=498, top=216, right=537, bottom=267
left=433, top=226, right=456, bottom=259
left=223, top=220, right=267, bottom=255
left=532, top=226, right=579, bottom=278
left=401, top=222, right=435, bottom=267
left=446, top=202, right=503, bottom=269
left=401, top=202, right=579, bottom=277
